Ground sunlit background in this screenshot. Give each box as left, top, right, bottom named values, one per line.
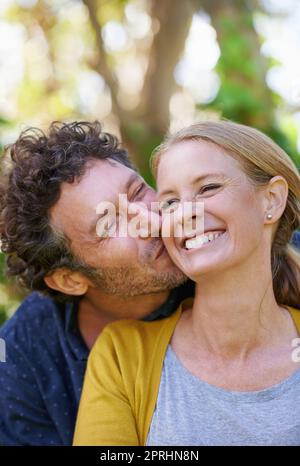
left=0, top=0, right=300, bottom=322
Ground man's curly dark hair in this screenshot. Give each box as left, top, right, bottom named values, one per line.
left=0, top=121, right=134, bottom=302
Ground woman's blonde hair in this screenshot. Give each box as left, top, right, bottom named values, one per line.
left=150, top=120, right=300, bottom=309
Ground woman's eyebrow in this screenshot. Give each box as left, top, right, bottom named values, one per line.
left=191, top=172, right=226, bottom=185
left=158, top=172, right=226, bottom=197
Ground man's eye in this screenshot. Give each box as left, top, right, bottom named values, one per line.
left=134, top=183, right=145, bottom=198
left=198, top=184, right=221, bottom=195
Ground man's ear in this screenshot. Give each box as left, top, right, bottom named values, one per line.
left=44, top=268, right=93, bottom=296
left=263, top=175, right=289, bottom=223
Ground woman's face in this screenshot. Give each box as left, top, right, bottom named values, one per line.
left=156, top=139, right=269, bottom=281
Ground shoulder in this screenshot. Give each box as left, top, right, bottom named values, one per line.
left=98, top=297, right=194, bottom=349
left=292, top=230, right=300, bottom=249
left=288, top=306, right=300, bottom=333
left=0, top=293, right=60, bottom=399
left=82, top=307, right=182, bottom=403
left=96, top=308, right=180, bottom=351
left=89, top=303, right=185, bottom=375
left=0, top=292, right=63, bottom=354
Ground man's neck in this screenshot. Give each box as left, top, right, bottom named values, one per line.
left=77, top=289, right=171, bottom=349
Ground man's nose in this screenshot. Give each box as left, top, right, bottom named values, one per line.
left=149, top=204, right=162, bottom=238
left=128, top=202, right=162, bottom=238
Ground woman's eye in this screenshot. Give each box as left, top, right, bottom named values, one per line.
left=198, top=184, right=221, bottom=195
left=159, top=199, right=179, bottom=213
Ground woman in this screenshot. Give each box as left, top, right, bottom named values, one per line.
left=73, top=121, right=300, bottom=446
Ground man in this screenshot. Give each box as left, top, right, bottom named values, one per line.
left=0, top=121, right=193, bottom=446
left=0, top=121, right=298, bottom=446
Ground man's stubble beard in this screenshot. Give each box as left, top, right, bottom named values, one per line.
left=77, top=239, right=187, bottom=297
left=85, top=267, right=187, bottom=297
left=82, top=261, right=187, bottom=297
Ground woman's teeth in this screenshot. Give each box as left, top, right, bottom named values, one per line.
left=185, top=231, right=224, bottom=250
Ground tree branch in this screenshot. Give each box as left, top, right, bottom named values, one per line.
left=82, top=0, right=124, bottom=119
left=137, top=0, right=196, bottom=133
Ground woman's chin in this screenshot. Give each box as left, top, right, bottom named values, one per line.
left=171, top=231, right=229, bottom=279
left=180, top=262, right=223, bottom=281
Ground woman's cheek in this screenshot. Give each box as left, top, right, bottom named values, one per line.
left=162, top=235, right=176, bottom=255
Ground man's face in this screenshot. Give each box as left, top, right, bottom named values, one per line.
left=50, top=159, right=186, bottom=296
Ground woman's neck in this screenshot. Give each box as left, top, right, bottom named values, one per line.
left=189, top=252, right=296, bottom=361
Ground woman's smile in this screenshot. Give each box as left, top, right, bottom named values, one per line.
left=181, top=230, right=226, bottom=251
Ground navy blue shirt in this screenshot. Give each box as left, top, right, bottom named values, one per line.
left=293, top=229, right=300, bottom=249
left=0, top=282, right=194, bottom=446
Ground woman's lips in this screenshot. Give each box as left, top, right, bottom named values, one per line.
left=179, top=230, right=227, bottom=252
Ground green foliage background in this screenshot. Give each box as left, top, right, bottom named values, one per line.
left=0, top=0, right=299, bottom=324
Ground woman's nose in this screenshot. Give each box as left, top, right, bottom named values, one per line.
left=161, top=200, right=204, bottom=239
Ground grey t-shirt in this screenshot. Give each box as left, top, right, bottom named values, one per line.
left=146, top=345, right=300, bottom=446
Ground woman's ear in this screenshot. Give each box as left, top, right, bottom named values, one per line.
left=263, top=176, right=289, bottom=224
left=44, top=268, right=94, bottom=296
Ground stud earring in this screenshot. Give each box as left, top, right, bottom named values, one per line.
left=266, top=213, right=273, bottom=220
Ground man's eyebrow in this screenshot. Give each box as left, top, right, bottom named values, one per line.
left=124, top=172, right=141, bottom=193
left=158, top=172, right=226, bottom=197
left=88, top=172, right=141, bottom=235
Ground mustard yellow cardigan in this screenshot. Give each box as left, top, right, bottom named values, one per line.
left=73, top=300, right=300, bottom=446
